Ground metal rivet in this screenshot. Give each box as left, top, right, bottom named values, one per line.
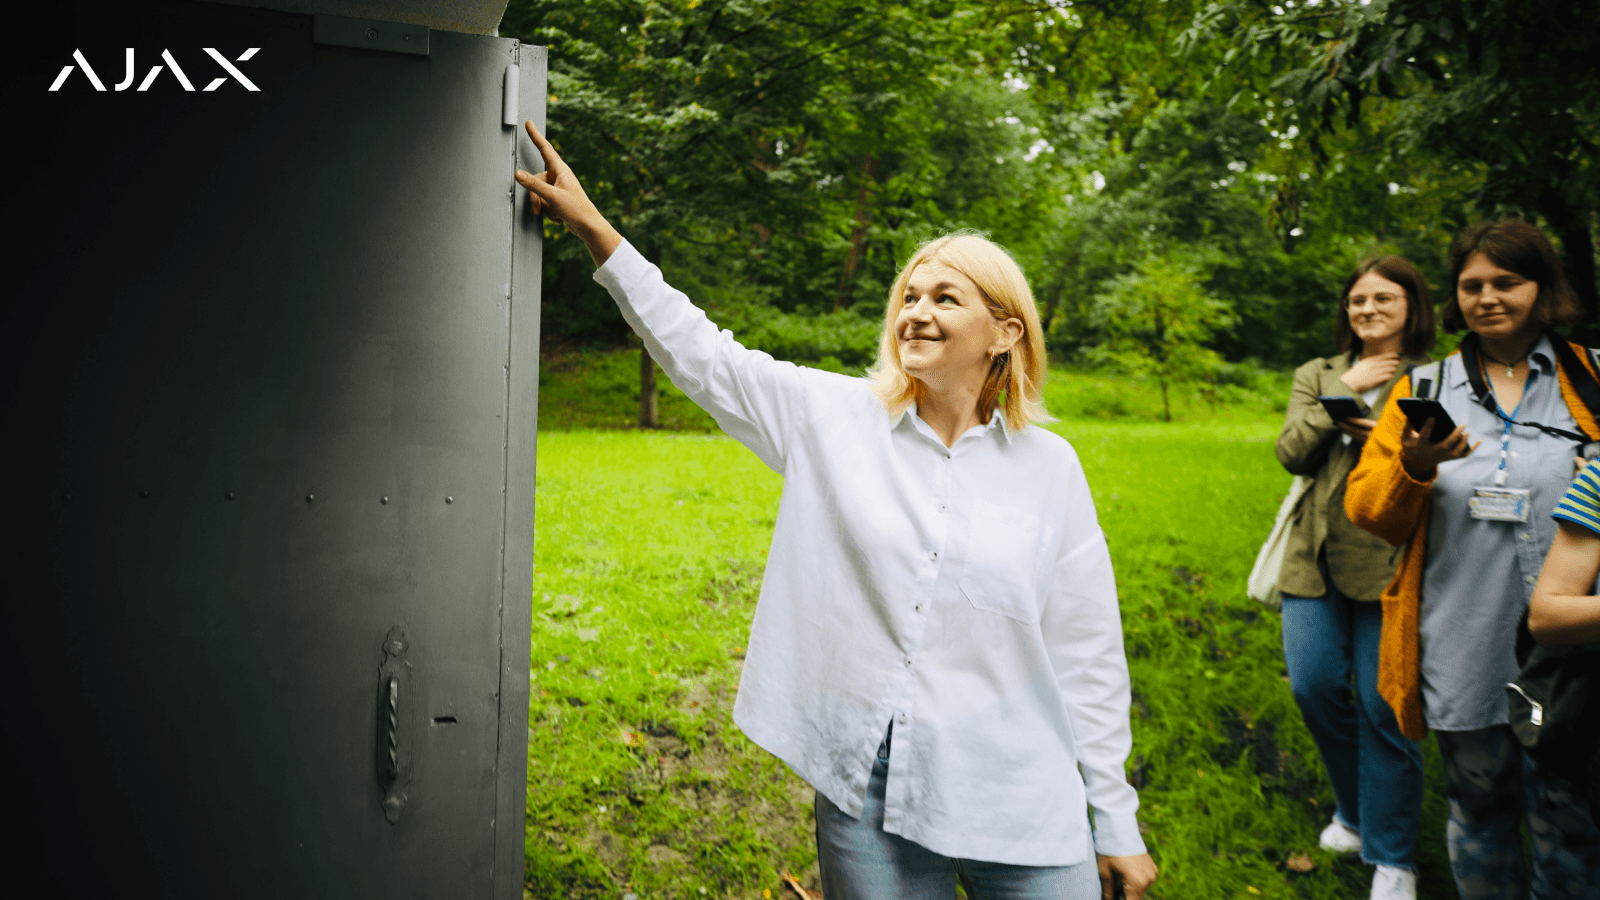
left=306, top=494, right=315, bottom=503
left=381, top=496, right=389, bottom=504
left=402, top=34, right=411, bottom=41
left=446, top=496, right=454, bottom=504
left=366, top=28, right=378, bottom=39
left=226, top=492, right=235, bottom=500
left=139, top=490, right=149, bottom=498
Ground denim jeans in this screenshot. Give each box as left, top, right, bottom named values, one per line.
left=1282, top=587, right=1424, bottom=868
left=1435, top=725, right=1600, bottom=900
left=815, top=725, right=1100, bottom=900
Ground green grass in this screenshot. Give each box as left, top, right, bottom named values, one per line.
left=527, top=354, right=1459, bottom=899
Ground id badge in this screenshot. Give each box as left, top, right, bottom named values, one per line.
left=1469, top=485, right=1531, bottom=523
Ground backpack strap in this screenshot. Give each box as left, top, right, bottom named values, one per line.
left=1546, top=332, right=1600, bottom=420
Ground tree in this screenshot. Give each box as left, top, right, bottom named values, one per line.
left=1186, top=0, right=1600, bottom=317
left=1087, top=249, right=1236, bottom=421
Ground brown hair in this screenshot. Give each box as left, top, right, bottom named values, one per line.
left=1440, top=220, right=1584, bottom=333
left=1335, top=255, right=1437, bottom=357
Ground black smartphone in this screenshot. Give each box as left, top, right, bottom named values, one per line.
left=1396, top=397, right=1459, bottom=441
left=1318, top=395, right=1364, bottom=421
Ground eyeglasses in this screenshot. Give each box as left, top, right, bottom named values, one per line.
left=1344, top=292, right=1402, bottom=310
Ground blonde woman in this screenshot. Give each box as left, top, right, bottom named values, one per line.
left=514, top=123, right=1157, bottom=900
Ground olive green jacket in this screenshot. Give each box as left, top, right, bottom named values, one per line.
left=1274, top=352, right=1431, bottom=601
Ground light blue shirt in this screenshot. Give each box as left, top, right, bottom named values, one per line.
left=1421, top=336, right=1581, bottom=730
left=593, top=241, right=1144, bottom=865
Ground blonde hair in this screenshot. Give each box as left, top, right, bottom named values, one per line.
left=866, top=233, right=1051, bottom=432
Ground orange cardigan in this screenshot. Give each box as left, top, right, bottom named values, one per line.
left=1344, top=345, right=1600, bottom=740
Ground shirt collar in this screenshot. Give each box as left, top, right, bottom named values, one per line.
left=887, top=402, right=1012, bottom=446
left=1449, top=334, right=1556, bottom=388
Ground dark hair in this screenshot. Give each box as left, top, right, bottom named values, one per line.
left=1335, top=255, right=1436, bottom=357
left=1440, top=220, right=1583, bottom=334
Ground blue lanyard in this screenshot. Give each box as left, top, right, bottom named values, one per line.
left=1487, top=367, right=1533, bottom=487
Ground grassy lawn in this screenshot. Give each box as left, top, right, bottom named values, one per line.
left=526, top=352, right=1458, bottom=899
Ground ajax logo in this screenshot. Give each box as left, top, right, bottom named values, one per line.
left=50, top=48, right=261, bottom=92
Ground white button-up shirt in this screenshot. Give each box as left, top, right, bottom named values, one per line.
left=595, top=241, right=1145, bottom=866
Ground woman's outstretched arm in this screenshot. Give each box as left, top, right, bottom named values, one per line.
left=513, top=122, right=622, bottom=268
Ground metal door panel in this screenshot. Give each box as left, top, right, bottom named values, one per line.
left=9, top=3, right=538, bottom=897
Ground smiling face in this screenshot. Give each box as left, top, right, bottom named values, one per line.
left=1344, top=271, right=1410, bottom=350
left=1457, top=251, right=1541, bottom=340
left=894, top=261, right=1018, bottom=389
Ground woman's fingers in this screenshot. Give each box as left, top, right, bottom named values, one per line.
left=523, top=121, right=567, bottom=178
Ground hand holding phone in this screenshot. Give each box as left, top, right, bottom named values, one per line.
left=1396, top=397, right=1475, bottom=481
left=1396, top=398, right=1458, bottom=441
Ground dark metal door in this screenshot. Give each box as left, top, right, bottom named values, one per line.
left=7, top=3, right=542, bottom=896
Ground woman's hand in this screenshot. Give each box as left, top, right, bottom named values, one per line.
left=1339, top=353, right=1401, bottom=394
left=1099, top=853, right=1157, bottom=900
left=1400, top=420, right=1476, bottom=482
left=1336, top=417, right=1379, bottom=443
left=513, top=122, right=623, bottom=267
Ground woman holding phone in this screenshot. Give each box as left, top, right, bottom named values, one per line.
left=512, top=123, right=1158, bottom=900
left=1274, top=256, right=1435, bottom=900
left=1347, top=221, right=1600, bottom=897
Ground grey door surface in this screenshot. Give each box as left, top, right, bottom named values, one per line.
left=8, top=3, right=542, bottom=896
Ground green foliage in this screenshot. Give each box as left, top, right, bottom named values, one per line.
left=1186, top=0, right=1600, bottom=313
left=510, top=0, right=1598, bottom=382
left=1086, top=251, right=1237, bottom=421
left=540, top=346, right=721, bottom=431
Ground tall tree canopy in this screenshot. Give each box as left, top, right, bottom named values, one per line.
left=503, top=0, right=1599, bottom=381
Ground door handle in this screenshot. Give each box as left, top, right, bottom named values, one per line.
left=378, top=629, right=410, bottom=823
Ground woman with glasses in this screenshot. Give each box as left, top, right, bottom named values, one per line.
left=1275, top=256, right=1436, bottom=900
left=1348, top=221, right=1600, bottom=897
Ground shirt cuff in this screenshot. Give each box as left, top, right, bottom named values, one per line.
left=1091, top=811, right=1147, bottom=858
left=592, top=238, right=650, bottom=297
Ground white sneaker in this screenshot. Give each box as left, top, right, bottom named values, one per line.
left=1370, top=865, right=1416, bottom=900
left=1318, top=817, right=1362, bottom=853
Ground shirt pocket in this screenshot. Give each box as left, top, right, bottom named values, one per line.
left=958, top=500, right=1053, bottom=625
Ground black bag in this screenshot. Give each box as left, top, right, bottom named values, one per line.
left=1505, top=608, right=1599, bottom=798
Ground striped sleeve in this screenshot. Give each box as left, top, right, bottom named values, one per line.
left=1552, top=459, right=1600, bottom=536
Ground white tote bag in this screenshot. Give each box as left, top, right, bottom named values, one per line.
left=1247, top=475, right=1313, bottom=611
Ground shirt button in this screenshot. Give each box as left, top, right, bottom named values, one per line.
left=904, top=656, right=913, bottom=667
left=928, top=550, right=938, bottom=561
left=897, top=712, right=908, bottom=724
left=1518, top=531, right=1530, bottom=541
left=1524, top=574, right=1537, bottom=585
left=914, top=603, right=924, bottom=613
left=936, top=503, right=947, bottom=513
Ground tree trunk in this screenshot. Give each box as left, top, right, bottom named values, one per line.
left=1160, top=378, right=1171, bottom=422
left=1539, top=194, right=1597, bottom=337
left=1040, top=284, right=1063, bottom=334
left=833, top=154, right=878, bottom=311
left=639, top=344, right=658, bottom=429
left=638, top=244, right=662, bottom=428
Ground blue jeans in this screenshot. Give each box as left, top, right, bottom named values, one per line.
left=1282, top=587, right=1424, bottom=868
left=1435, top=725, right=1600, bottom=900
left=815, top=726, right=1100, bottom=900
